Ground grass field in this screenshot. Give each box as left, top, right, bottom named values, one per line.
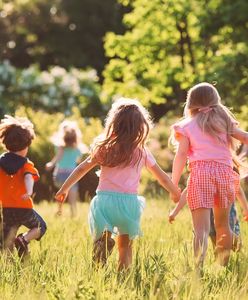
left=1, top=198, right=248, bottom=300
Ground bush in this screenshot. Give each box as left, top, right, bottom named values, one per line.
left=0, top=60, right=103, bottom=118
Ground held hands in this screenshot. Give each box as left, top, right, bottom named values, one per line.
left=170, top=187, right=181, bottom=203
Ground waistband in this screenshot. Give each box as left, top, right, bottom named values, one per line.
left=189, top=160, right=232, bottom=169
left=96, top=190, right=138, bottom=198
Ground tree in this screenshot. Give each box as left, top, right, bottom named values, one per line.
left=103, top=0, right=248, bottom=119
left=0, top=0, right=127, bottom=75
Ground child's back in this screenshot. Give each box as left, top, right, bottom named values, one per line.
left=0, top=115, right=47, bottom=257
left=55, top=98, right=180, bottom=270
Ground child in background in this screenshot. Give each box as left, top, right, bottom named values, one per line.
left=55, top=98, right=180, bottom=270
left=0, top=115, right=47, bottom=258
left=46, top=120, right=88, bottom=217
left=170, top=82, right=248, bottom=268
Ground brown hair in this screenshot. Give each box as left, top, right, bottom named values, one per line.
left=50, top=120, right=81, bottom=148
left=91, top=98, right=153, bottom=167
left=0, top=115, right=35, bottom=152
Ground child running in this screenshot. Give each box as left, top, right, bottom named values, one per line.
left=55, top=98, right=180, bottom=270
left=170, top=82, right=248, bottom=268
left=0, top=115, right=47, bottom=258
left=46, top=120, right=88, bottom=217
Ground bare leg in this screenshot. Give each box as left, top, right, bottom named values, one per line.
left=23, top=228, right=41, bottom=243
left=117, top=234, right=132, bottom=271
left=191, top=208, right=211, bottom=270
left=68, top=189, right=78, bottom=218
left=4, top=226, right=18, bottom=251
left=213, top=204, right=232, bottom=266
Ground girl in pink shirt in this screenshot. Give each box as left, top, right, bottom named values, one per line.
left=55, top=98, right=180, bottom=270
left=170, top=82, right=248, bottom=270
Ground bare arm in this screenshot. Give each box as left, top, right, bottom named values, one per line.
left=55, top=156, right=97, bottom=202
left=22, top=174, right=34, bottom=200
left=147, top=163, right=180, bottom=203
left=171, top=135, right=189, bottom=185
left=236, top=185, right=248, bottom=220
left=45, top=147, right=64, bottom=171
left=169, top=188, right=187, bottom=223
left=232, top=127, right=248, bottom=145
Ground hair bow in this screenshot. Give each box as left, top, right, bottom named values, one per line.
left=198, top=107, right=213, bottom=113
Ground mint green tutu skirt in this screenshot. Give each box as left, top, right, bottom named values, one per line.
left=88, top=191, right=145, bottom=240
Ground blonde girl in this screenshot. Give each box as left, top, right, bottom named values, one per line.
left=46, top=120, right=88, bottom=217
left=170, top=82, right=248, bottom=268
left=55, top=98, right=180, bottom=270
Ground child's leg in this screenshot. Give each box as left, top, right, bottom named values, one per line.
left=117, top=234, right=132, bottom=270
left=191, top=208, right=211, bottom=268
left=15, top=210, right=47, bottom=258
left=213, top=204, right=232, bottom=265
left=23, top=210, right=47, bottom=241
left=209, top=208, right=217, bottom=253
left=2, top=225, right=19, bottom=251
left=68, top=189, right=78, bottom=218
left=1, top=209, right=19, bottom=251
left=23, top=227, right=41, bottom=242
left=93, top=231, right=115, bottom=265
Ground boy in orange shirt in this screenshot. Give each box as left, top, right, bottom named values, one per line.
left=0, top=115, right=47, bottom=257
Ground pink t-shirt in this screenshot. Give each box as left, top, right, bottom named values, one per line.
left=172, top=117, right=234, bottom=167
left=97, top=148, right=156, bottom=194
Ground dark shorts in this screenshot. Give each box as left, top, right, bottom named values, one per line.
left=209, top=203, right=240, bottom=237
left=0, top=208, right=47, bottom=249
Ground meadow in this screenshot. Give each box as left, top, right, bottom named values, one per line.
left=1, top=197, right=248, bottom=300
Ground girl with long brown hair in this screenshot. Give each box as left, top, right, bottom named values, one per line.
left=55, top=98, right=180, bottom=270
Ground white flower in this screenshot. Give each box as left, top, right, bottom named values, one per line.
left=50, top=66, right=66, bottom=77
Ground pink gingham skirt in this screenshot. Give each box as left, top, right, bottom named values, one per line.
left=187, top=161, right=240, bottom=210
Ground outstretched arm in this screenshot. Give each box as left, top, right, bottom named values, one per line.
left=169, top=188, right=187, bottom=223
left=232, top=127, right=248, bottom=145
left=147, top=164, right=181, bottom=203
left=55, top=156, right=97, bottom=202
left=171, top=134, right=189, bottom=186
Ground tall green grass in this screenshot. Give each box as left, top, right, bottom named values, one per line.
left=1, top=199, right=248, bottom=300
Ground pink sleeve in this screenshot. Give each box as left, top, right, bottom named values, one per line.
left=171, top=123, right=188, bottom=141
left=144, top=148, right=156, bottom=168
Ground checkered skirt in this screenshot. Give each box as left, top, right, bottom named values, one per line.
left=187, top=160, right=240, bottom=210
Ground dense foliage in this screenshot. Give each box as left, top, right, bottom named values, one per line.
left=103, top=0, right=248, bottom=118
left=0, top=0, right=127, bottom=74
left=0, top=61, right=103, bottom=117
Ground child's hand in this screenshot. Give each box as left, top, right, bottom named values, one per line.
left=55, top=191, right=67, bottom=217
left=45, top=162, right=54, bottom=171
left=243, top=213, right=248, bottom=222
left=168, top=211, right=176, bottom=223
left=21, top=193, right=31, bottom=200
left=170, top=188, right=181, bottom=203
left=55, top=191, right=67, bottom=203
